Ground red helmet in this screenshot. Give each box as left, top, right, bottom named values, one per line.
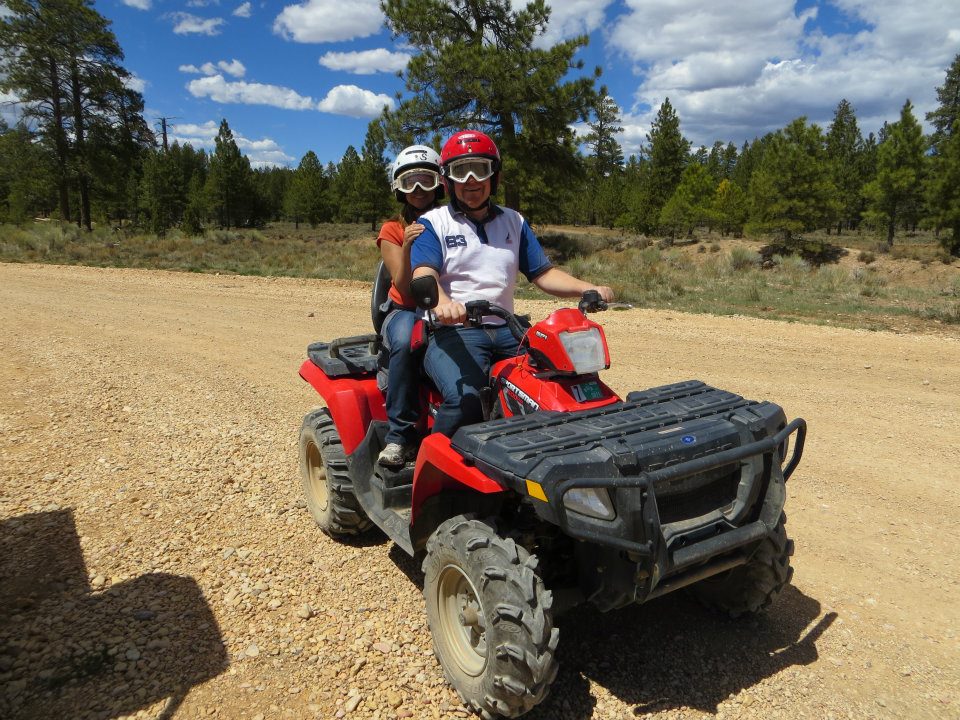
left=440, top=130, right=501, bottom=196
left=440, top=130, right=501, bottom=166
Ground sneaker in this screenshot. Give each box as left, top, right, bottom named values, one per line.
left=378, top=443, right=417, bottom=468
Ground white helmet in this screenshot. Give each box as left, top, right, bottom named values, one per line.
left=390, top=144, right=444, bottom=201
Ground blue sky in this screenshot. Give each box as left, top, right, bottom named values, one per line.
left=3, top=0, right=959, bottom=168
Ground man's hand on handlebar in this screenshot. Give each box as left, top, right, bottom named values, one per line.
left=433, top=300, right=467, bottom=325
left=591, top=286, right=615, bottom=303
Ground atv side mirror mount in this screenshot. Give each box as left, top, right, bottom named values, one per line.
left=410, top=275, right=440, bottom=310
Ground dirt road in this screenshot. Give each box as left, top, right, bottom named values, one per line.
left=1, top=263, right=958, bottom=720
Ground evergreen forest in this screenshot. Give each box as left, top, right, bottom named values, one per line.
left=2, top=0, right=960, bottom=258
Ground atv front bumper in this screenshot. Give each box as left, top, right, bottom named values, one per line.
left=451, top=381, right=806, bottom=609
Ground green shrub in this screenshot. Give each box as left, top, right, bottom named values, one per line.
left=729, top=245, right=761, bottom=271
left=858, top=250, right=876, bottom=264
left=813, top=265, right=850, bottom=294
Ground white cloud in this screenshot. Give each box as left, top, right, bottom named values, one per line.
left=605, top=0, right=960, bottom=147
left=170, top=120, right=221, bottom=145
left=169, top=120, right=295, bottom=167
left=233, top=2, right=252, bottom=18
left=121, top=0, right=152, bottom=9
left=535, top=0, right=617, bottom=48
left=1, top=90, right=23, bottom=125
left=179, top=60, right=245, bottom=78
left=317, top=84, right=394, bottom=117
left=217, top=59, right=246, bottom=78
left=124, top=74, right=148, bottom=94
left=318, top=48, right=410, bottom=75
left=273, top=0, right=382, bottom=43
left=170, top=12, right=225, bottom=36
left=187, top=74, right=316, bottom=110
left=187, top=0, right=220, bottom=7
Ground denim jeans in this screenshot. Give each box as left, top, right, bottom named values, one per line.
left=381, top=306, right=421, bottom=446
left=423, top=325, right=519, bottom=437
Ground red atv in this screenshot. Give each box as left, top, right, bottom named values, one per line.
left=298, top=268, right=806, bottom=719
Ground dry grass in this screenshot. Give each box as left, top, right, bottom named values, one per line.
left=2, top=220, right=957, bottom=335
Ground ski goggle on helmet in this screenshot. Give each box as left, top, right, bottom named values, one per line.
left=444, top=157, right=496, bottom=184
left=390, top=145, right=444, bottom=199
left=440, top=130, right=501, bottom=188
left=393, top=168, right=441, bottom=193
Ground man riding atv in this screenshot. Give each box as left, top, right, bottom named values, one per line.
left=409, top=130, right=614, bottom=437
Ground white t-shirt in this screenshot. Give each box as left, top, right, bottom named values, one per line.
left=410, top=203, right=551, bottom=315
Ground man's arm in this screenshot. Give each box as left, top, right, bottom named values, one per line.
left=517, top=220, right=615, bottom=302
left=532, top=267, right=615, bottom=302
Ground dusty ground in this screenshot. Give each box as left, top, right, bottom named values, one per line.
left=1, top=262, right=958, bottom=720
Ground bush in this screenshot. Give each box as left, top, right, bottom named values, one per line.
left=729, top=245, right=761, bottom=271
left=858, top=250, right=876, bottom=264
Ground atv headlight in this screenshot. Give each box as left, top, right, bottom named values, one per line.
left=563, top=487, right=616, bottom=521
left=559, top=328, right=605, bottom=374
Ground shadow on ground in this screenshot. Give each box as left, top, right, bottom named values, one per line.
left=528, top=585, right=834, bottom=719
left=0, top=509, right=228, bottom=719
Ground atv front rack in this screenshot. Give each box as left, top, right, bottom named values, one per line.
left=450, top=380, right=806, bottom=604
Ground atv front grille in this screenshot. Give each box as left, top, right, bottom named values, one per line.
left=652, top=464, right=740, bottom=524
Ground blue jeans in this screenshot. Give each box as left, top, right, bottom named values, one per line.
left=381, top=306, right=421, bottom=446
left=424, top=325, right=519, bottom=437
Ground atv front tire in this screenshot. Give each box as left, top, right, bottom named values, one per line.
left=691, top=513, right=794, bottom=617
left=298, top=408, right=372, bottom=537
left=423, top=516, right=558, bottom=719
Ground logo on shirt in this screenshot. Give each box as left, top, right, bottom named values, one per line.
left=444, top=234, right=467, bottom=248
left=505, top=232, right=512, bottom=244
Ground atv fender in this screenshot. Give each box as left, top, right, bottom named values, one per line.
left=409, top=434, right=505, bottom=551
left=299, top=359, right=386, bottom=455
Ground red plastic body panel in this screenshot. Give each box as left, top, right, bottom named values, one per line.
left=522, top=308, right=611, bottom=373
left=491, top=356, right=621, bottom=415
left=298, top=359, right=386, bottom=455
left=410, top=433, right=504, bottom=523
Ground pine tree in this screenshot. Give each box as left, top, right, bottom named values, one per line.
left=862, top=101, right=926, bottom=246
left=583, top=86, right=624, bottom=178
left=658, top=163, right=715, bottom=237
left=640, top=98, right=690, bottom=232
left=0, top=121, right=57, bottom=222
left=140, top=148, right=182, bottom=234
left=580, top=86, right=624, bottom=225
left=926, top=54, right=960, bottom=154
left=205, top=119, right=255, bottom=229
left=825, top=99, right=867, bottom=233
left=285, top=151, right=327, bottom=228
left=711, top=179, right=748, bottom=237
left=331, top=146, right=364, bottom=223
left=359, top=120, right=392, bottom=230
left=381, top=0, right=597, bottom=212
left=0, top=0, right=152, bottom=229
left=746, top=117, right=839, bottom=244
left=925, top=119, right=960, bottom=255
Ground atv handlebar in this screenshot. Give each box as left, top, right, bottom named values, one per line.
left=578, top=289, right=608, bottom=314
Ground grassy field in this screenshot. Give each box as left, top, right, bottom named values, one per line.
left=1, top=220, right=957, bottom=334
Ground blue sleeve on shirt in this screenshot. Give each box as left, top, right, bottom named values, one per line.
left=410, top=217, right=443, bottom=271
left=519, top=220, right=552, bottom=281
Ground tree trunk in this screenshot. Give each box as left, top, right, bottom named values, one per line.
left=70, top=61, right=91, bottom=231
left=47, top=56, right=71, bottom=223
left=886, top=215, right=896, bottom=248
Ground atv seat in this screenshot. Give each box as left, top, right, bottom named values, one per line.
left=371, top=260, right=392, bottom=334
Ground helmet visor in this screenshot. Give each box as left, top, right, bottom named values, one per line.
left=445, top=157, right=495, bottom=184
left=393, top=169, right=441, bottom=194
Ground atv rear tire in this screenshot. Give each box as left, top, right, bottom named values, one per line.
left=423, top=516, right=558, bottom=719
left=691, top=513, right=794, bottom=617
left=298, top=408, right=372, bottom=537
